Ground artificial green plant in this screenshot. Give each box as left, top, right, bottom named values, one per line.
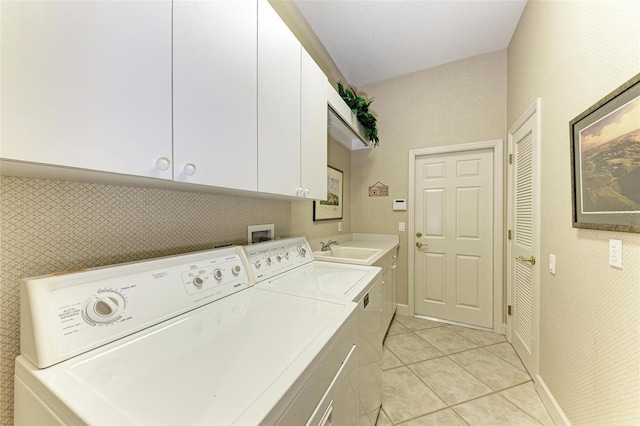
left=337, top=82, right=379, bottom=147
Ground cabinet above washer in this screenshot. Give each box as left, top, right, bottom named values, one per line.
left=0, top=0, right=329, bottom=201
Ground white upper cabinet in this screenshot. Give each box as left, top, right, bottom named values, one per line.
left=257, top=0, right=302, bottom=197
left=257, top=0, right=328, bottom=199
left=1, top=0, right=327, bottom=199
left=301, top=51, right=329, bottom=200
left=173, top=0, right=258, bottom=190
left=0, top=1, right=173, bottom=179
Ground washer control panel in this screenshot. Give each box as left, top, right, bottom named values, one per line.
left=243, top=237, right=313, bottom=281
left=20, top=246, right=252, bottom=368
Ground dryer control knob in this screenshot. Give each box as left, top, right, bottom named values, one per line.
left=297, top=246, right=307, bottom=257
left=276, top=255, right=282, bottom=262
left=83, top=291, right=126, bottom=325
left=232, top=265, right=242, bottom=275
left=193, top=276, right=205, bottom=286
left=254, top=260, right=261, bottom=269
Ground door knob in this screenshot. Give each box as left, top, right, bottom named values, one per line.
left=416, top=242, right=427, bottom=248
left=416, top=232, right=422, bottom=238
left=517, top=255, right=536, bottom=265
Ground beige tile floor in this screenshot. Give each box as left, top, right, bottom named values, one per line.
left=377, top=315, right=555, bottom=426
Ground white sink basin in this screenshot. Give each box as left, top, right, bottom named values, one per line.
left=312, top=246, right=382, bottom=265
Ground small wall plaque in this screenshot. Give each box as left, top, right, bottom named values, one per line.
left=368, top=181, right=389, bottom=197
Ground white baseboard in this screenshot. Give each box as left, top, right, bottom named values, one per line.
left=396, top=304, right=409, bottom=316
left=535, top=374, right=571, bottom=425
left=502, top=322, right=508, bottom=336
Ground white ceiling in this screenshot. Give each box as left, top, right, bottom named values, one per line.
left=293, top=0, right=527, bottom=87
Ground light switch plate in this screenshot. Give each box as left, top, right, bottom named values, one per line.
left=609, top=239, right=622, bottom=268
left=549, top=254, right=556, bottom=275
left=399, top=222, right=405, bottom=232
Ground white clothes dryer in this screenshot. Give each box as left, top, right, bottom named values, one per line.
left=243, top=237, right=383, bottom=425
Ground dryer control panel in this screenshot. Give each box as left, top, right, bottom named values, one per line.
left=243, top=237, right=314, bottom=281
left=20, top=246, right=252, bottom=368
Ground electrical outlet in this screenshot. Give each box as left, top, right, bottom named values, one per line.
left=609, top=239, right=622, bottom=268
left=549, top=254, right=556, bottom=275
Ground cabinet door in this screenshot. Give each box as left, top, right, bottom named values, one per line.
left=300, top=51, right=328, bottom=200
left=173, top=0, right=257, bottom=189
left=1, top=1, right=172, bottom=179
left=381, top=267, right=392, bottom=333
left=257, top=0, right=301, bottom=197
left=391, top=254, right=398, bottom=317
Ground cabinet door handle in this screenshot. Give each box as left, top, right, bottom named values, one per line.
left=155, top=157, right=171, bottom=171
left=183, top=163, right=196, bottom=176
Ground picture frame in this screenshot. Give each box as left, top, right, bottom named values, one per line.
left=570, top=73, right=640, bottom=233
left=313, top=166, right=343, bottom=221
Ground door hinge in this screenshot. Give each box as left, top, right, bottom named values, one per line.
left=507, top=230, right=512, bottom=240
left=508, top=154, right=513, bottom=164
left=508, top=305, right=513, bottom=316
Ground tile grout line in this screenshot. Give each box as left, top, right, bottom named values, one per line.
left=382, top=321, right=543, bottom=425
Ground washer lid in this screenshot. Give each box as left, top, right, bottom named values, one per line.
left=16, top=288, right=356, bottom=425
left=259, top=262, right=381, bottom=302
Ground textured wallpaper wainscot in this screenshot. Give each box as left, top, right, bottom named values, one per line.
left=0, top=176, right=292, bottom=424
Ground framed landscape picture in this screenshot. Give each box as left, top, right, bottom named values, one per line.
left=313, top=166, right=343, bottom=221
left=570, top=73, right=640, bottom=233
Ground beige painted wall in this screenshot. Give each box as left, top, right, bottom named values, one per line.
left=508, top=1, right=640, bottom=423
left=291, top=139, right=351, bottom=239
left=352, top=51, right=508, bottom=306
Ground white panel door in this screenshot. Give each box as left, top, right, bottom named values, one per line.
left=300, top=50, right=328, bottom=200
left=1, top=1, right=172, bottom=179
left=257, top=0, right=301, bottom=197
left=507, top=104, right=540, bottom=376
left=173, top=0, right=257, bottom=190
left=414, top=149, right=494, bottom=328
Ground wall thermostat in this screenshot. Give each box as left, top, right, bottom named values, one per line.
left=393, top=199, right=407, bottom=211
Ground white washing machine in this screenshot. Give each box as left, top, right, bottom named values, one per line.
left=14, top=246, right=358, bottom=425
left=243, top=237, right=383, bottom=426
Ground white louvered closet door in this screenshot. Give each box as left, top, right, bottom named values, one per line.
left=508, top=104, right=540, bottom=377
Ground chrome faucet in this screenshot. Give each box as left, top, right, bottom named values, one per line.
left=320, top=240, right=339, bottom=251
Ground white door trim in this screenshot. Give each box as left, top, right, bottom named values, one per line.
left=408, top=140, right=504, bottom=333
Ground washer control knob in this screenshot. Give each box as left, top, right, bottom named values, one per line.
left=214, top=269, right=223, bottom=280
left=232, top=265, right=242, bottom=275
left=297, top=246, right=307, bottom=257
left=266, top=257, right=272, bottom=265
left=276, top=255, right=282, bottom=262
left=193, top=276, right=205, bottom=286
left=284, top=252, right=290, bottom=259
left=254, top=260, right=261, bottom=269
